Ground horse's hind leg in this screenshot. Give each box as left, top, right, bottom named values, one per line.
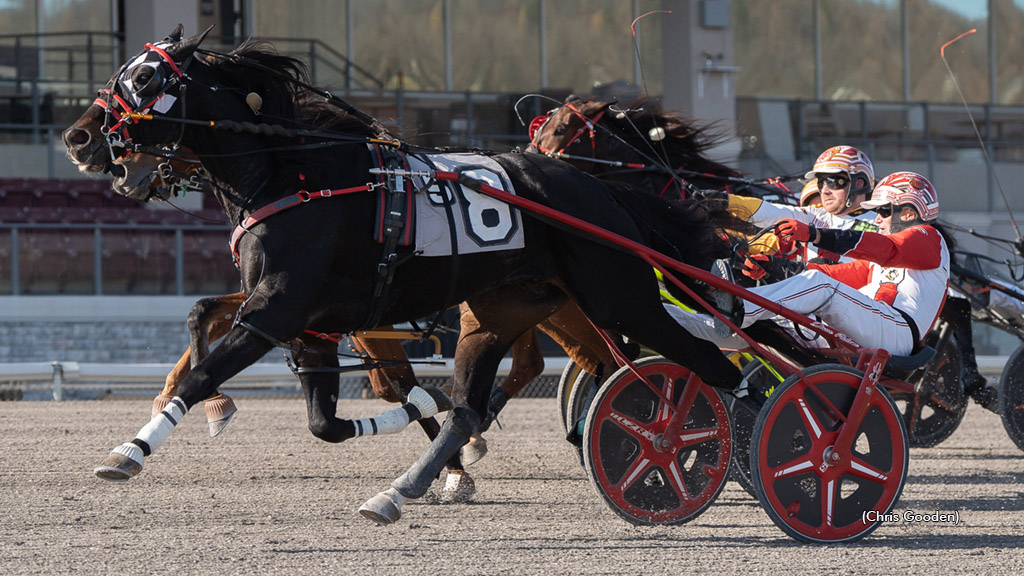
left=484, top=299, right=621, bottom=428
left=482, top=329, right=543, bottom=427
left=350, top=333, right=472, bottom=496
left=153, top=292, right=245, bottom=437
left=360, top=284, right=565, bottom=524
left=298, top=337, right=452, bottom=444
left=464, top=323, right=543, bottom=467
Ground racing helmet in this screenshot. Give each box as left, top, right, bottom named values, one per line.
left=799, top=179, right=821, bottom=207
left=862, top=171, right=940, bottom=222
left=803, top=145, right=875, bottom=197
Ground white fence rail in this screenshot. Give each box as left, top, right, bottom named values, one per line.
left=0, top=357, right=573, bottom=400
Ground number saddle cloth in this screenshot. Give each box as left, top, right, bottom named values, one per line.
left=372, top=147, right=525, bottom=258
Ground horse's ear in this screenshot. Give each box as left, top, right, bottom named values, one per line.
left=164, top=24, right=185, bottom=44
left=167, top=24, right=214, bottom=61
left=588, top=98, right=615, bottom=115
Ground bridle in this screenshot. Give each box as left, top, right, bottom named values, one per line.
left=97, top=41, right=195, bottom=164
left=528, top=101, right=606, bottom=158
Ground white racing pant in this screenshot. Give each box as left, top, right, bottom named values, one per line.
left=667, top=270, right=915, bottom=356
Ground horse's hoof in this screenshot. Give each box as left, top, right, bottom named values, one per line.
left=460, top=433, right=488, bottom=466
left=151, top=394, right=173, bottom=418
left=359, top=488, right=404, bottom=526
left=441, top=469, right=476, bottom=503
left=94, top=443, right=143, bottom=482
left=205, top=394, right=238, bottom=437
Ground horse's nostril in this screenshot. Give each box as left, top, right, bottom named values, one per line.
left=67, top=129, right=90, bottom=146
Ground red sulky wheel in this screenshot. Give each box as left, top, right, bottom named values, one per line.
left=582, top=357, right=732, bottom=525
left=750, top=364, right=909, bottom=543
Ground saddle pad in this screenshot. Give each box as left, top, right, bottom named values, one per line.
left=407, top=153, right=525, bottom=257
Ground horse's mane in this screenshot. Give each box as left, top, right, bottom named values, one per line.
left=208, top=40, right=384, bottom=139
left=571, top=96, right=742, bottom=179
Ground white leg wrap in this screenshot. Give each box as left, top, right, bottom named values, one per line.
left=111, top=442, right=144, bottom=467
left=353, top=407, right=410, bottom=438
left=406, top=386, right=440, bottom=419
left=135, top=396, right=187, bottom=454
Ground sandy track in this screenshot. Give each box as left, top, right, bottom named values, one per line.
left=1, top=397, right=1023, bottom=575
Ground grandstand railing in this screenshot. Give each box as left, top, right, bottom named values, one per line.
left=0, top=220, right=235, bottom=296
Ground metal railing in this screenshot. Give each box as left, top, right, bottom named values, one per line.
left=0, top=31, right=122, bottom=96
left=0, top=220, right=235, bottom=297
left=0, top=357, right=571, bottom=401
left=0, top=31, right=383, bottom=100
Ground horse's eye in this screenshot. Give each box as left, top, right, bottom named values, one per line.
left=132, top=66, right=164, bottom=98
left=554, top=126, right=566, bottom=136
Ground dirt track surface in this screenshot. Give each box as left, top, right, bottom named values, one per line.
left=1, top=397, right=1023, bottom=575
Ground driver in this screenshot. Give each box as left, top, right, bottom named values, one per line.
left=725, top=145, right=878, bottom=263
left=671, top=171, right=949, bottom=359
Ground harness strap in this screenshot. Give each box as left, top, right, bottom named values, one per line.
left=229, top=183, right=374, bottom=266
left=363, top=144, right=414, bottom=330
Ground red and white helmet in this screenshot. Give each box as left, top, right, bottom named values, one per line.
left=862, top=171, right=940, bottom=221
left=803, top=145, right=875, bottom=192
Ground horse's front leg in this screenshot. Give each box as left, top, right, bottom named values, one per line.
left=153, top=293, right=246, bottom=436
left=94, top=325, right=275, bottom=482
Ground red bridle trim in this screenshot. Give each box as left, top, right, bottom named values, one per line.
left=144, top=43, right=184, bottom=79
left=530, top=103, right=606, bottom=157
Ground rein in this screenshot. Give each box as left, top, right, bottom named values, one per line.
left=532, top=102, right=801, bottom=200
left=552, top=148, right=799, bottom=199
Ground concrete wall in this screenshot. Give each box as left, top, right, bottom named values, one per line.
left=661, top=0, right=740, bottom=163
left=0, top=296, right=196, bottom=363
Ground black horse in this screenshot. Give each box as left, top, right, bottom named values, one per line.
left=63, top=26, right=742, bottom=523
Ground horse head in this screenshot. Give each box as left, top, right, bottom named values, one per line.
left=63, top=25, right=213, bottom=199
left=528, top=96, right=742, bottom=189
left=526, top=96, right=614, bottom=168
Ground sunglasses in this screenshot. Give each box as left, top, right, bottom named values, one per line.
left=874, top=205, right=893, bottom=218
left=817, top=174, right=850, bottom=190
